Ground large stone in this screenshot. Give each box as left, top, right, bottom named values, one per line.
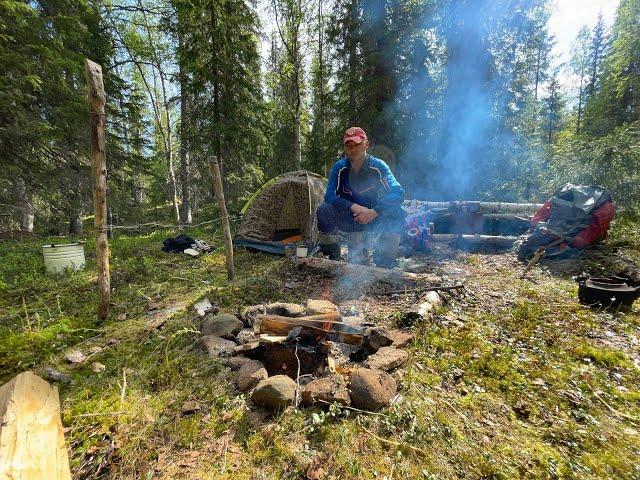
left=264, top=302, right=305, bottom=317
left=306, top=299, right=339, bottom=315
left=363, top=346, right=409, bottom=372
left=349, top=368, right=397, bottom=411
left=201, top=313, right=243, bottom=338
left=301, top=375, right=351, bottom=406
left=363, top=327, right=394, bottom=353
left=236, top=360, right=268, bottom=392
left=251, top=375, right=297, bottom=409
left=236, top=328, right=258, bottom=345
left=199, top=335, right=236, bottom=357
left=387, top=329, right=415, bottom=348
left=221, top=355, right=253, bottom=371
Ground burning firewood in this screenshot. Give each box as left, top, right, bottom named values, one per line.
left=255, top=313, right=370, bottom=345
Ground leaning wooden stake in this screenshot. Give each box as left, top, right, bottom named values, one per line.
left=0, top=372, right=72, bottom=480
left=209, top=156, right=234, bottom=282
left=521, top=237, right=565, bottom=278
left=85, top=59, right=110, bottom=321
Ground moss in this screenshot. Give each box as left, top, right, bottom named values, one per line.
left=574, top=345, right=632, bottom=369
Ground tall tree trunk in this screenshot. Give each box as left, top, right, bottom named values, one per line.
left=318, top=0, right=327, bottom=175
left=21, top=209, right=34, bottom=233
left=14, top=177, right=34, bottom=232
left=576, top=62, right=585, bottom=134
left=158, top=71, right=180, bottom=225
left=272, top=0, right=303, bottom=171
left=293, top=105, right=301, bottom=170
left=534, top=45, right=542, bottom=101
left=68, top=167, right=83, bottom=235
left=292, top=31, right=302, bottom=171
left=211, top=0, right=223, bottom=180
left=178, top=29, right=193, bottom=224
left=365, top=0, right=394, bottom=145
left=107, top=206, right=113, bottom=239
left=129, top=1, right=179, bottom=225
left=69, top=215, right=83, bottom=235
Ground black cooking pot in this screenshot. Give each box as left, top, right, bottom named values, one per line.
left=576, top=276, right=640, bottom=308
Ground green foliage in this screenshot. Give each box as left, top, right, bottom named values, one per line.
left=583, top=0, right=640, bottom=135
left=542, top=0, right=640, bottom=218
left=174, top=0, right=268, bottom=206
left=2, top=0, right=638, bottom=231
left=552, top=122, right=640, bottom=214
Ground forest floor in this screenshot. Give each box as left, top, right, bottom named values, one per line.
left=1, top=220, right=640, bottom=480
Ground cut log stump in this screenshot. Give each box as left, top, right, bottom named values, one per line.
left=0, top=371, right=71, bottom=480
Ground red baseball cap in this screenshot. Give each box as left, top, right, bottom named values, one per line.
left=343, top=126, right=368, bottom=145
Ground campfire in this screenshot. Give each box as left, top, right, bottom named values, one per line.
left=196, top=298, right=428, bottom=411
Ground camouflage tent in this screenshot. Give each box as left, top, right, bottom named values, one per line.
left=234, top=171, right=327, bottom=255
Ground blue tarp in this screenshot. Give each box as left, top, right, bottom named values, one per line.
left=233, top=236, right=288, bottom=255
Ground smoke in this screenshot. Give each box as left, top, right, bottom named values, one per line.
left=386, top=0, right=540, bottom=201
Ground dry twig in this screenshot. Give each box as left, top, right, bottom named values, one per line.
left=361, top=426, right=429, bottom=456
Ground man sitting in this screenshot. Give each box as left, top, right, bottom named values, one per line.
left=316, top=127, right=406, bottom=268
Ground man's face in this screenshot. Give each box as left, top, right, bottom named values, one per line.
left=344, top=140, right=368, bottom=161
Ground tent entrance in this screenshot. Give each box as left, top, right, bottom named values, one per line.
left=273, top=229, right=302, bottom=243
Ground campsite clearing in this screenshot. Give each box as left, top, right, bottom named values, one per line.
left=1, top=221, right=639, bottom=479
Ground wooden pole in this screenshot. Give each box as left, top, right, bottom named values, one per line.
left=209, top=156, right=234, bottom=282
left=85, top=59, right=110, bottom=321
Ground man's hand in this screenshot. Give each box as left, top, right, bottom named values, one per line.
left=351, top=204, right=378, bottom=224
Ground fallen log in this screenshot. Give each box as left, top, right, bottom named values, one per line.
left=481, top=213, right=532, bottom=221
left=431, top=234, right=517, bottom=249
left=380, top=284, right=465, bottom=296
left=404, top=200, right=542, bottom=214
left=0, top=372, right=72, bottom=480
left=295, top=257, right=439, bottom=286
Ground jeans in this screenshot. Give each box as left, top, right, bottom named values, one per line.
left=316, top=202, right=406, bottom=236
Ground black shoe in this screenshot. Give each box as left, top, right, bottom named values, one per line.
left=320, top=243, right=341, bottom=260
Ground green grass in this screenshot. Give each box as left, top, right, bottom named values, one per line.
left=1, top=222, right=639, bottom=479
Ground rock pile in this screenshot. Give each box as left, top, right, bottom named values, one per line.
left=195, top=298, right=423, bottom=411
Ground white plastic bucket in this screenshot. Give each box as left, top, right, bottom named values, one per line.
left=42, top=243, right=85, bottom=274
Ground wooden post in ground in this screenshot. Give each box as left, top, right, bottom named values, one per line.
left=209, top=156, right=234, bottom=282
left=84, top=59, right=110, bottom=321
left=0, top=372, right=72, bottom=480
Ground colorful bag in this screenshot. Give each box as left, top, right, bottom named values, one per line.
left=404, top=211, right=432, bottom=253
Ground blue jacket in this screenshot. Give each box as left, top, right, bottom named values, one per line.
left=324, top=154, right=405, bottom=215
